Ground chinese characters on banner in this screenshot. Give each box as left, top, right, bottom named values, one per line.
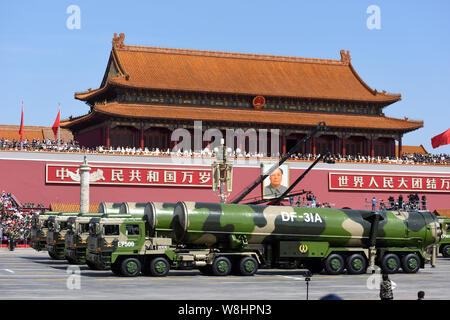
left=46, top=164, right=212, bottom=187
left=329, top=173, right=450, bottom=193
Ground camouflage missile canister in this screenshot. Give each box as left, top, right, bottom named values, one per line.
left=144, top=202, right=177, bottom=235
left=173, top=202, right=441, bottom=249
left=119, top=202, right=147, bottom=214
left=98, top=202, right=122, bottom=214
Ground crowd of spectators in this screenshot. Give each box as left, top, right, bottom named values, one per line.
left=290, top=193, right=334, bottom=209
left=0, top=138, right=81, bottom=152
left=289, top=152, right=450, bottom=165
left=1, top=137, right=449, bottom=165
left=0, top=191, right=37, bottom=246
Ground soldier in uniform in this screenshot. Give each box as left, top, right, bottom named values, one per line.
left=379, top=273, right=393, bottom=300
left=9, top=229, right=17, bottom=251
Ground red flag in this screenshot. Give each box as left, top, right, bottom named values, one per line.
left=19, top=105, right=24, bottom=142
left=52, top=108, right=60, bottom=140
left=431, top=129, right=450, bottom=149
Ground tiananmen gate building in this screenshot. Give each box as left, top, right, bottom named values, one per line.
left=63, top=33, right=422, bottom=158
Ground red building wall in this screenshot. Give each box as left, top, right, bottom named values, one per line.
left=75, top=127, right=104, bottom=148
left=0, top=153, right=449, bottom=211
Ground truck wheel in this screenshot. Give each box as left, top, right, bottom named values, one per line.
left=305, top=260, right=323, bottom=274
left=212, top=257, right=232, bottom=276
left=442, top=245, right=450, bottom=258
left=148, top=257, right=170, bottom=277
left=111, top=262, right=122, bottom=276
left=238, top=256, right=258, bottom=276
left=401, top=253, right=420, bottom=273
left=120, top=257, right=141, bottom=277
left=381, top=253, right=400, bottom=274
left=86, top=260, right=99, bottom=270
left=48, top=251, right=59, bottom=259
left=198, top=265, right=213, bottom=275
left=324, top=254, right=345, bottom=275
left=346, top=254, right=367, bottom=275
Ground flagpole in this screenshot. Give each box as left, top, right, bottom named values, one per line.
left=57, top=103, right=61, bottom=148
left=20, top=101, right=24, bottom=150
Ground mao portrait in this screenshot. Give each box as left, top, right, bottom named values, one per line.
left=262, top=164, right=289, bottom=199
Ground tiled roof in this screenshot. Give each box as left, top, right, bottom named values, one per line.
left=0, top=125, right=73, bottom=142
left=63, top=102, right=423, bottom=132
left=435, top=209, right=450, bottom=218
left=397, top=144, right=428, bottom=155
left=75, top=33, right=401, bottom=104
left=49, top=203, right=99, bottom=213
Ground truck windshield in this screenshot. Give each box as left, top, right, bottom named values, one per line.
left=59, top=222, right=68, bottom=230
left=79, top=223, right=89, bottom=234
left=32, top=217, right=38, bottom=228
left=89, top=222, right=99, bottom=235
left=104, top=225, right=119, bottom=236
left=126, top=224, right=140, bottom=235
left=48, top=220, right=55, bottom=230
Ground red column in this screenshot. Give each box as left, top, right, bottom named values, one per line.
left=312, top=136, right=316, bottom=155
left=173, top=137, right=178, bottom=151
left=105, top=123, right=110, bottom=149
left=140, top=124, right=144, bottom=150
left=370, top=136, right=375, bottom=157
left=392, top=139, right=395, bottom=157
left=398, top=136, right=402, bottom=158
left=166, top=132, right=170, bottom=150
left=341, top=135, right=346, bottom=156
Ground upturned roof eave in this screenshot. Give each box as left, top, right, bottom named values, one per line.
left=87, top=102, right=423, bottom=132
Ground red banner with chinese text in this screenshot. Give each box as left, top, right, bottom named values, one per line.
left=329, top=172, right=450, bottom=193
left=46, top=164, right=212, bottom=187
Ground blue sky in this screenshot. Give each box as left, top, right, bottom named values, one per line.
left=1, top=1, right=449, bottom=154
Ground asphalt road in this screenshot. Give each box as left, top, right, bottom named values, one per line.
left=1, top=248, right=450, bottom=301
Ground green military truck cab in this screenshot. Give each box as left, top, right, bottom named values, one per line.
left=46, top=213, right=79, bottom=260
left=87, top=216, right=260, bottom=277
left=86, top=216, right=149, bottom=271
left=437, top=217, right=450, bottom=257
left=84, top=204, right=149, bottom=270
left=64, top=213, right=103, bottom=264
left=30, top=212, right=62, bottom=252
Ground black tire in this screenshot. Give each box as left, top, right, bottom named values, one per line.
left=238, top=256, right=258, bottom=276
left=148, top=257, right=170, bottom=277
left=212, top=256, right=232, bottom=276
left=442, top=245, right=450, bottom=258
left=66, top=257, right=76, bottom=264
left=381, top=253, right=401, bottom=274
left=346, top=253, right=367, bottom=275
left=198, top=265, right=213, bottom=275
left=48, top=251, right=59, bottom=259
left=401, top=253, right=420, bottom=273
left=324, top=254, right=345, bottom=275
left=111, top=260, right=122, bottom=276
left=120, top=257, right=142, bottom=277
left=304, top=260, right=324, bottom=274
left=86, top=260, right=99, bottom=270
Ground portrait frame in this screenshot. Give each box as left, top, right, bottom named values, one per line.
left=261, top=163, right=290, bottom=199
